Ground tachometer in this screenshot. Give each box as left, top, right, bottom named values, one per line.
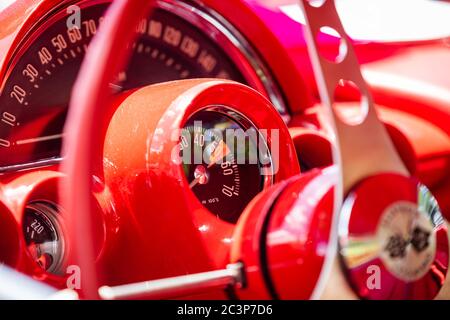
left=0, top=0, right=285, bottom=171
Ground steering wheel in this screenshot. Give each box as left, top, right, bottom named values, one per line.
left=60, top=0, right=450, bottom=300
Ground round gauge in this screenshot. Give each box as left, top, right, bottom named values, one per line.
left=181, top=108, right=273, bottom=223
left=22, top=202, right=65, bottom=275
left=0, top=0, right=284, bottom=171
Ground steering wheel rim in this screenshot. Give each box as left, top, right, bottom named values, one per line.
left=61, top=1, right=154, bottom=299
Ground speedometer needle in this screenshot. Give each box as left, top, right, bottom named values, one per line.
left=207, top=140, right=231, bottom=168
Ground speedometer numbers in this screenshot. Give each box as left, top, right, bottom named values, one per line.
left=0, top=4, right=107, bottom=168
left=181, top=109, right=273, bottom=223
left=0, top=1, right=249, bottom=169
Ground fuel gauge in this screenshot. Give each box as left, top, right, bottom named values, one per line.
left=22, top=202, right=65, bottom=275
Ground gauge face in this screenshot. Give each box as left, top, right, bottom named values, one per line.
left=22, top=202, right=65, bottom=275
left=0, top=1, right=251, bottom=169
left=181, top=109, right=272, bottom=223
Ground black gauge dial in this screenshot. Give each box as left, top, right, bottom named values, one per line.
left=181, top=109, right=273, bottom=223
left=0, top=1, right=249, bottom=169
left=22, top=202, right=65, bottom=275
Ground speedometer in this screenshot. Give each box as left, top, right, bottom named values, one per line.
left=181, top=108, right=273, bottom=223
left=0, top=0, right=285, bottom=171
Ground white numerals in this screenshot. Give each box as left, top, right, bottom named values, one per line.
left=67, top=27, right=82, bottom=43
left=180, top=36, right=199, bottom=58
left=136, top=19, right=147, bottom=34
left=198, top=50, right=217, bottom=73
left=221, top=162, right=233, bottom=176
left=163, top=26, right=182, bottom=47
left=148, top=20, right=162, bottom=38
left=194, top=133, right=205, bottom=147
left=0, top=139, right=11, bottom=148
left=82, top=19, right=97, bottom=37
left=51, top=34, right=68, bottom=52
left=30, top=219, right=44, bottom=234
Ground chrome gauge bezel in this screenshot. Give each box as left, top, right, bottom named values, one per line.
left=23, top=201, right=66, bottom=275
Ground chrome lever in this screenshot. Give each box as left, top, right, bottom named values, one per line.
left=98, top=263, right=244, bottom=300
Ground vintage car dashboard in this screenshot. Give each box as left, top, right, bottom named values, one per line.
left=0, top=0, right=449, bottom=300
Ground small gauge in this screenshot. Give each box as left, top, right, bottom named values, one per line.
left=180, top=108, right=273, bottom=223
left=22, top=202, right=65, bottom=275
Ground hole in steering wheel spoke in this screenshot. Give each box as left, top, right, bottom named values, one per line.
left=333, top=79, right=369, bottom=126
left=306, top=0, right=327, bottom=8
left=316, top=27, right=347, bottom=63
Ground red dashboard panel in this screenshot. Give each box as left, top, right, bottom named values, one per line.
left=0, top=0, right=449, bottom=300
